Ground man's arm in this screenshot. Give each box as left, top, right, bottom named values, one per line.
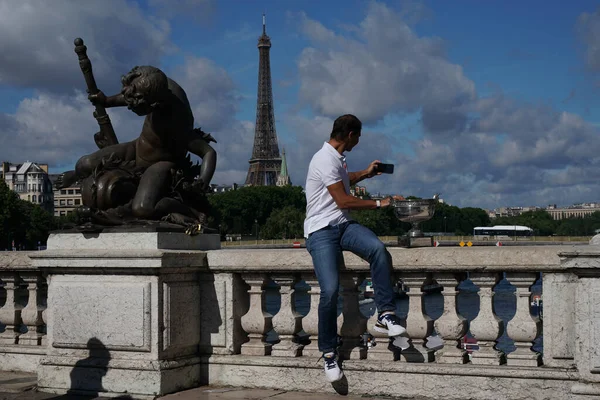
left=349, top=160, right=380, bottom=186
left=327, top=182, right=396, bottom=210
left=349, top=169, right=370, bottom=186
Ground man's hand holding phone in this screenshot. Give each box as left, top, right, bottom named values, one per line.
left=374, top=162, right=394, bottom=174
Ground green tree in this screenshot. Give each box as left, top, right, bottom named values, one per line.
left=208, top=185, right=306, bottom=235
left=494, top=210, right=557, bottom=236
left=0, top=181, right=24, bottom=249
left=0, top=181, right=55, bottom=250
left=25, top=203, right=55, bottom=248
left=260, top=206, right=305, bottom=239
left=349, top=207, right=406, bottom=236
left=420, top=203, right=486, bottom=235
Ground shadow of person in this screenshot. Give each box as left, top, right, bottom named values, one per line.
left=50, top=337, right=132, bottom=399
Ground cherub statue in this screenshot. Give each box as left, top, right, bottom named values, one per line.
left=57, top=66, right=217, bottom=230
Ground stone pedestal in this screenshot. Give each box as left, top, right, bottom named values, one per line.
left=30, top=231, right=219, bottom=398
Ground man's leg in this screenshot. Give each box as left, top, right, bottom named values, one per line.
left=306, top=225, right=345, bottom=382
left=340, top=222, right=404, bottom=336
left=306, top=227, right=342, bottom=354
left=340, top=222, right=396, bottom=313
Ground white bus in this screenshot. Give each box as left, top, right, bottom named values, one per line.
left=473, top=225, right=533, bottom=240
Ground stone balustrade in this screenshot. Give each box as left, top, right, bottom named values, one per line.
left=202, top=246, right=587, bottom=399
left=2, top=240, right=600, bottom=399
left=0, top=252, right=47, bottom=372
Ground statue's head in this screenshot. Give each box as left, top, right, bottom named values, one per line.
left=121, top=66, right=169, bottom=116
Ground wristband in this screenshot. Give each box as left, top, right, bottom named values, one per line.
left=376, top=200, right=381, bottom=209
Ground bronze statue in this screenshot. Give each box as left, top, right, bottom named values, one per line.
left=57, top=38, right=217, bottom=233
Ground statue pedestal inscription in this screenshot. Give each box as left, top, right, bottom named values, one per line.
left=31, top=231, right=219, bottom=398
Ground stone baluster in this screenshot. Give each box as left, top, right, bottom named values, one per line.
left=301, top=274, right=321, bottom=357
left=469, top=272, right=505, bottom=365
left=542, top=272, right=576, bottom=368
left=240, top=274, right=273, bottom=356
left=402, top=273, right=434, bottom=362
left=0, top=272, right=23, bottom=345
left=505, top=272, right=541, bottom=366
left=434, top=273, right=468, bottom=364
left=19, top=272, right=47, bottom=346
left=337, top=273, right=367, bottom=360
left=271, top=275, right=303, bottom=357
left=367, top=272, right=401, bottom=361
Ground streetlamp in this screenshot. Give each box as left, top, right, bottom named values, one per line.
left=255, top=219, right=258, bottom=240
left=444, top=216, right=447, bottom=235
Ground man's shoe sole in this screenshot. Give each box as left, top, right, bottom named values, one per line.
left=374, top=325, right=407, bottom=337
left=325, top=371, right=344, bottom=383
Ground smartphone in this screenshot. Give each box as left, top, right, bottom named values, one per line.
left=375, top=163, right=394, bottom=174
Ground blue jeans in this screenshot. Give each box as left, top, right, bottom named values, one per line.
left=306, top=221, right=396, bottom=353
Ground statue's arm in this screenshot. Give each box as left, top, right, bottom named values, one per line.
left=89, top=91, right=128, bottom=108
left=187, top=134, right=217, bottom=190
left=104, top=94, right=128, bottom=108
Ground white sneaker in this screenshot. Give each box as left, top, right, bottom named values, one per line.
left=323, top=352, right=343, bottom=383
left=374, top=313, right=406, bottom=337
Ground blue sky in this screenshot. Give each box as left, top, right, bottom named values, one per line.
left=1, top=0, right=600, bottom=209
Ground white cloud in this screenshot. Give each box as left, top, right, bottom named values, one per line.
left=171, top=56, right=238, bottom=131
left=0, top=0, right=172, bottom=93
left=0, top=91, right=140, bottom=167
left=295, top=2, right=475, bottom=126
left=290, top=1, right=600, bottom=208
left=0, top=1, right=253, bottom=188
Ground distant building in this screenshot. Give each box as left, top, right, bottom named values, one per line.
left=545, top=207, right=600, bottom=220
left=490, top=206, right=540, bottom=219
left=1, top=161, right=53, bottom=213
left=351, top=185, right=367, bottom=198
left=276, top=147, right=291, bottom=187
left=490, top=203, right=600, bottom=220
left=49, top=175, right=82, bottom=217
left=210, top=183, right=239, bottom=193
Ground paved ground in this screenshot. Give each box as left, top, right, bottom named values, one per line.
left=0, top=387, right=421, bottom=400
left=0, top=372, right=424, bottom=400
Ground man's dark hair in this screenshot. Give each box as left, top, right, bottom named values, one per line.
left=330, top=114, right=362, bottom=140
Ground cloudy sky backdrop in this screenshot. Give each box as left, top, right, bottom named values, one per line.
left=1, top=0, right=600, bottom=209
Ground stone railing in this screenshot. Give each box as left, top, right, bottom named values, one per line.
left=3, top=241, right=600, bottom=399
left=202, top=246, right=590, bottom=399
left=0, top=252, right=47, bottom=372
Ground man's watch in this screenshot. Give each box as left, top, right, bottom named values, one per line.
left=376, top=200, right=381, bottom=209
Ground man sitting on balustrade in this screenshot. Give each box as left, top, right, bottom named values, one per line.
left=303, top=114, right=405, bottom=383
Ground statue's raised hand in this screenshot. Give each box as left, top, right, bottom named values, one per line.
left=88, top=91, right=107, bottom=106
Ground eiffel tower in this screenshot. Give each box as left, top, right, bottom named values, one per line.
left=245, top=14, right=282, bottom=186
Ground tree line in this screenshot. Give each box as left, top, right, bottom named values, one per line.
left=2, top=181, right=597, bottom=250
left=208, top=186, right=600, bottom=239
left=0, top=181, right=57, bottom=250
left=206, top=186, right=494, bottom=239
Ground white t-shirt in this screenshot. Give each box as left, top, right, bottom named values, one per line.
left=304, top=142, right=351, bottom=238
